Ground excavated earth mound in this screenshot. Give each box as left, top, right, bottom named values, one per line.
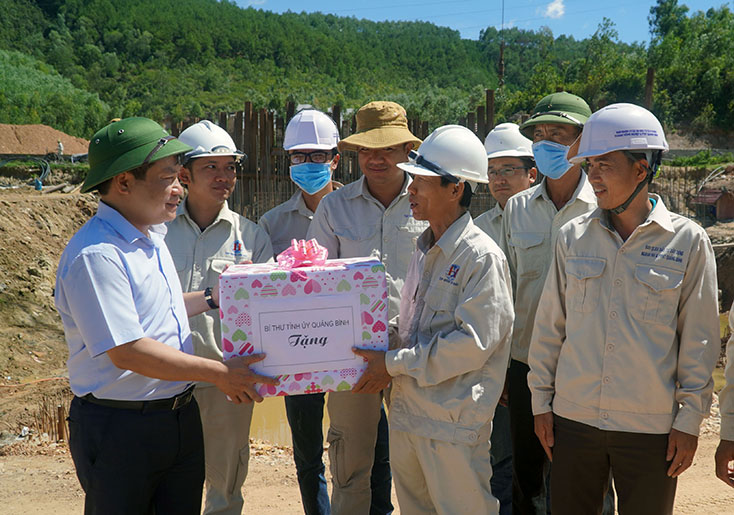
left=0, top=124, right=88, bottom=155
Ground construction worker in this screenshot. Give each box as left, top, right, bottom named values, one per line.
left=529, top=103, right=719, bottom=513
left=715, top=307, right=734, bottom=487
left=475, top=122, right=537, bottom=241
left=307, top=101, right=428, bottom=515
left=353, top=125, right=514, bottom=513
left=166, top=120, right=274, bottom=515
left=498, top=92, right=596, bottom=514
left=56, top=117, right=276, bottom=514
left=475, top=122, right=537, bottom=514
left=258, top=109, right=342, bottom=515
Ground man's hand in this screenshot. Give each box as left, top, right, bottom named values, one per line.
left=351, top=348, right=391, bottom=394
left=666, top=428, right=698, bottom=477
left=216, top=353, right=278, bottom=404
left=715, top=439, right=734, bottom=487
left=534, top=412, right=554, bottom=461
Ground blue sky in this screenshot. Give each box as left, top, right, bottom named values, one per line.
left=235, top=0, right=729, bottom=44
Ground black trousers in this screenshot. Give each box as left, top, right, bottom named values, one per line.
left=552, top=416, right=676, bottom=515
left=508, top=359, right=551, bottom=514
left=68, top=395, right=205, bottom=515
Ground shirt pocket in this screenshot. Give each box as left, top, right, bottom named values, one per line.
left=510, top=233, right=545, bottom=278
left=170, top=252, right=192, bottom=274
left=395, top=222, right=425, bottom=273
left=207, top=257, right=235, bottom=287
left=423, top=285, right=459, bottom=334
left=334, top=224, right=379, bottom=259
left=632, top=264, right=684, bottom=325
left=565, top=257, right=606, bottom=313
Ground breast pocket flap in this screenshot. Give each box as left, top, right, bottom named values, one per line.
left=566, top=257, right=606, bottom=280
left=634, top=265, right=684, bottom=292
left=510, top=233, right=544, bottom=250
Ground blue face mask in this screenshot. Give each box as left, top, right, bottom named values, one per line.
left=532, top=140, right=573, bottom=179
left=290, top=162, right=332, bottom=195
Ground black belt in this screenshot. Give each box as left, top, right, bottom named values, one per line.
left=81, top=385, right=195, bottom=413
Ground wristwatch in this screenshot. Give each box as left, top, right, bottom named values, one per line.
left=204, top=287, right=219, bottom=310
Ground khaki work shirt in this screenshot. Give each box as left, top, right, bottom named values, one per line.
left=166, top=201, right=273, bottom=362
left=475, top=204, right=503, bottom=243
left=307, top=174, right=428, bottom=319
left=721, top=309, right=734, bottom=440
left=258, top=190, right=314, bottom=256
left=500, top=174, right=597, bottom=363
left=386, top=212, right=514, bottom=444
left=528, top=196, right=719, bottom=436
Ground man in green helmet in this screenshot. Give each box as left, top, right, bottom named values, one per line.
left=498, top=92, right=597, bottom=514
left=55, top=117, right=277, bottom=514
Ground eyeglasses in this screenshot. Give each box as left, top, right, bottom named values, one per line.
left=407, top=150, right=459, bottom=184
left=488, top=166, right=528, bottom=180
left=289, top=150, right=333, bottom=164
left=142, top=135, right=176, bottom=166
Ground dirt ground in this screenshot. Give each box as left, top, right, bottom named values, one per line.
left=0, top=124, right=89, bottom=156
left=1, top=181, right=734, bottom=513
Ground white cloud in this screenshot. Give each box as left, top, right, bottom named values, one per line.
left=544, top=0, right=565, bottom=19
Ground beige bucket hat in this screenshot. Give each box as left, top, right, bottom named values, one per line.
left=338, top=101, right=422, bottom=152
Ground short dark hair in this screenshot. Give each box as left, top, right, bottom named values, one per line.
left=95, top=164, right=150, bottom=195
left=518, top=156, right=536, bottom=170
left=440, top=177, right=472, bottom=208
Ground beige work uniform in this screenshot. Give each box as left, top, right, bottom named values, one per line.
left=166, top=200, right=273, bottom=515
left=258, top=190, right=315, bottom=255
left=499, top=175, right=597, bottom=364
left=528, top=196, right=719, bottom=436
left=721, top=309, right=734, bottom=441
left=474, top=204, right=503, bottom=244
left=307, top=174, right=428, bottom=515
left=387, top=212, right=514, bottom=514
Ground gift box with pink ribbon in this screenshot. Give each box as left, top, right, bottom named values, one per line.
left=219, top=239, right=389, bottom=397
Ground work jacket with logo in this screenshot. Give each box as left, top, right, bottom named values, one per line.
left=529, top=196, right=719, bottom=436
left=387, top=212, right=514, bottom=444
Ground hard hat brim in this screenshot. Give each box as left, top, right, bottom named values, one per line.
left=81, top=138, right=191, bottom=193
left=487, top=149, right=535, bottom=159
left=398, top=162, right=484, bottom=191
left=519, top=113, right=587, bottom=139
left=284, top=142, right=338, bottom=151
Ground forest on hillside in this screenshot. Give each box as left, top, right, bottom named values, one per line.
left=0, top=0, right=732, bottom=138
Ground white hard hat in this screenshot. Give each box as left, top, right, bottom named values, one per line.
left=484, top=123, right=534, bottom=159
left=178, top=120, right=244, bottom=163
left=284, top=109, right=340, bottom=151
left=397, top=125, right=488, bottom=191
left=569, top=103, right=668, bottom=164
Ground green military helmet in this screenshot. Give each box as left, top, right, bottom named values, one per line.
left=81, top=117, right=192, bottom=193
left=519, top=92, right=592, bottom=139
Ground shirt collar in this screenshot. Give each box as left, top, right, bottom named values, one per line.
left=96, top=200, right=159, bottom=245
left=177, top=199, right=234, bottom=229
left=417, top=211, right=473, bottom=257
left=530, top=172, right=596, bottom=206
left=347, top=173, right=412, bottom=202
left=591, top=194, right=675, bottom=234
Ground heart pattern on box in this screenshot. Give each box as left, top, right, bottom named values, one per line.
left=221, top=258, right=390, bottom=397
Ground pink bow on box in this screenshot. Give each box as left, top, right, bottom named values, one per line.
left=277, top=239, right=328, bottom=269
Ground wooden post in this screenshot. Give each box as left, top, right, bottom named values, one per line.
left=286, top=102, right=296, bottom=124
left=421, top=121, right=429, bottom=140
left=57, top=404, right=65, bottom=441
left=459, top=116, right=467, bottom=128
left=234, top=111, right=244, bottom=152
left=644, top=67, right=655, bottom=110
left=477, top=106, right=486, bottom=140
left=467, top=112, right=476, bottom=134
left=332, top=105, right=341, bottom=128
left=245, top=102, right=256, bottom=174
left=486, top=89, right=495, bottom=130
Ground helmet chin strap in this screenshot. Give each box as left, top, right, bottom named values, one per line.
left=608, top=152, right=660, bottom=215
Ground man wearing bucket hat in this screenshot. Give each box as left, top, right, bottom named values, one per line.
left=498, top=92, right=597, bottom=514
left=55, top=117, right=277, bottom=514
left=259, top=109, right=343, bottom=515
left=308, top=101, right=428, bottom=514
left=352, top=125, right=514, bottom=513
left=528, top=103, right=719, bottom=513
left=475, top=122, right=537, bottom=514
left=166, top=120, right=274, bottom=515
